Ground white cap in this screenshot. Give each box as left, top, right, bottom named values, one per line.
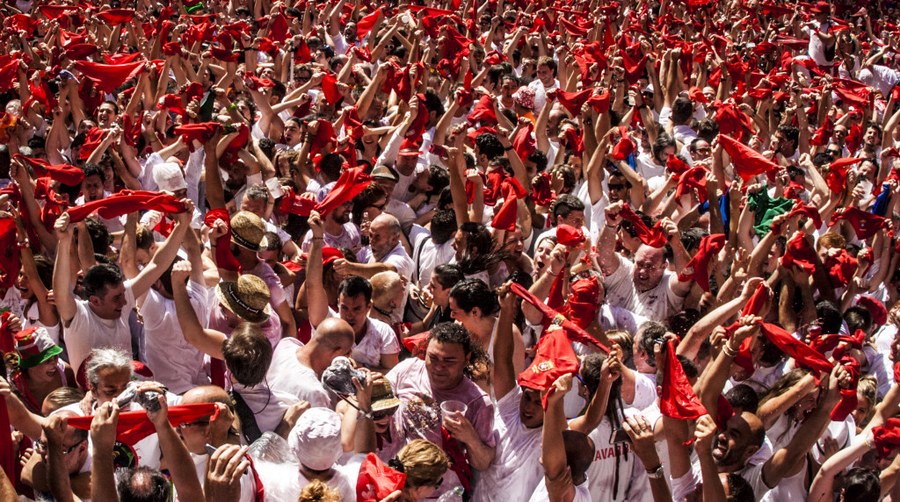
left=288, top=408, right=342, bottom=470
left=152, top=162, right=187, bottom=193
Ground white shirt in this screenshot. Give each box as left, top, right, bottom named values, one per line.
left=266, top=338, right=331, bottom=408
left=65, top=280, right=137, bottom=373
left=410, top=229, right=456, bottom=287
left=371, top=242, right=414, bottom=279
left=603, top=255, right=685, bottom=320
left=350, top=317, right=401, bottom=369
left=584, top=411, right=654, bottom=502
left=802, top=22, right=835, bottom=67
left=142, top=281, right=210, bottom=394
left=472, top=388, right=544, bottom=502
left=301, top=224, right=361, bottom=253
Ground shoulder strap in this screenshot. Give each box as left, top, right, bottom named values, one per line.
left=413, top=236, right=431, bottom=284
left=229, top=390, right=263, bottom=445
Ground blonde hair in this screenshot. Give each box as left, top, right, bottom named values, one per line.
left=816, top=232, right=846, bottom=252
left=856, top=375, right=878, bottom=426
left=606, top=330, right=634, bottom=361
left=298, top=480, right=340, bottom=502
left=396, top=439, right=449, bottom=488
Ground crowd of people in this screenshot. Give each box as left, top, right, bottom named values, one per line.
left=0, top=0, right=899, bottom=499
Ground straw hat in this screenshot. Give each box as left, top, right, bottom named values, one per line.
left=370, top=378, right=401, bottom=415
left=371, top=164, right=400, bottom=183
left=215, top=275, right=272, bottom=323
left=15, top=327, right=63, bottom=370
left=230, top=211, right=267, bottom=252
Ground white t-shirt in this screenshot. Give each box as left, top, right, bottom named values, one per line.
left=182, top=452, right=256, bottom=502
left=528, top=477, right=593, bottom=502
left=584, top=411, right=654, bottom=502
left=472, top=388, right=544, bottom=502
left=603, top=255, right=685, bottom=320
left=350, top=318, right=401, bottom=369
left=371, top=242, right=415, bottom=279
left=802, top=22, right=835, bottom=67
left=65, top=280, right=137, bottom=373
left=266, top=338, right=331, bottom=408
left=410, top=230, right=456, bottom=287
left=142, top=281, right=210, bottom=394
left=300, top=223, right=361, bottom=253
left=0, top=287, right=25, bottom=321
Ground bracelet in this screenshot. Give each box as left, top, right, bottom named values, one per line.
left=311, top=237, right=324, bottom=241
left=722, top=343, right=738, bottom=358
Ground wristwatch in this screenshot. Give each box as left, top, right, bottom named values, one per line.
left=646, top=464, right=664, bottom=479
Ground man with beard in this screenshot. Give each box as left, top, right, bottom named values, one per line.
left=596, top=202, right=691, bottom=320
left=300, top=199, right=360, bottom=252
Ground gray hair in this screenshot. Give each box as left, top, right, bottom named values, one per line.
left=85, top=348, right=133, bottom=386
left=245, top=183, right=270, bottom=202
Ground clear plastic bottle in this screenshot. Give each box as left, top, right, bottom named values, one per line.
left=436, top=486, right=465, bottom=501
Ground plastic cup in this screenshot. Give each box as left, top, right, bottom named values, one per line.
left=440, top=400, right=468, bottom=422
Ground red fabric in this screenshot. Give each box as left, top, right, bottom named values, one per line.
left=0, top=219, right=19, bottom=290
left=587, top=90, right=611, bottom=113
left=157, top=94, right=187, bottom=117
left=491, top=194, right=518, bottom=232
left=467, top=95, right=497, bottom=125
left=24, top=77, right=58, bottom=114
left=824, top=249, right=858, bottom=287
left=780, top=231, right=818, bottom=274
left=810, top=330, right=865, bottom=360
left=0, top=397, right=14, bottom=483
left=826, top=157, right=864, bottom=193
left=556, top=224, right=585, bottom=247
left=560, top=276, right=602, bottom=330
left=441, top=427, right=472, bottom=493
left=715, top=102, right=754, bottom=141
left=356, top=8, right=382, bottom=39
left=278, top=188, right=316, bottom=217
left=774, top=202, right=823, bottom=232
left=811, top=115, right=834, bottom=146
left=96, top=8, right=135, bottom=25
left=675, top=166, right=709, bottom=203
left=0, top=312, right=13, bottom=353
left=666, top=154, right=691, bottom=176
left=660, top=340, right=708, bottom=420
left=356, top=453, right=405, bottom=502
left=512, top=122, right=535, bottom=162
left=830, top=207, right=888, bottom=239
left=79, top=127, right=106, bottom=161
left=531, top=172, right=556, bottom=207
left=759, top=321, right=833, bottom=376
left=611, top=136, right=636, bottom=161
left=321, top=73, right=342, bottom=106
left=549, top=89, right=593, bottom=116
left=857, top=296, right=887, bottom=326
left=873, top=417, right=900, bottom=458
left=829, top=355, right=860, bottom=421
left=315, top=166, right=371, bottom=217
left=73, top=60, right=144, bottom=93
left=508, top=283, right=609, bottom=353
left=832, top=78, right=871, bottom=109
left=402, top=332, right=429, bottom=359
left=719, top=134, right=779, bottom=181
left=67, top=191, right=186, bottom=223
left=203, top=209, right=242, bottom=273
left=517, top=329, right=579, bottom=408
left=174, top=122, right=221, bottom=146
left=67, top=404, right=218, bottom=446
left=678, top=234, right=725, bottom=292
left=619, top=204, right=668, bottom=248
left=12, top=154, right=84, bottom=186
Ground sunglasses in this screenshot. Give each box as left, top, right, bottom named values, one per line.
left=372, top=408, right=397, bottom=421
left=826, top=149, right=841, bottom=155
left=35, top=439, right=85, bottom=456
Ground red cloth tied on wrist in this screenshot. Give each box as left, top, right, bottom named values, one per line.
left=491, top=193, right=518, bottom=232
left=96, top=8, right=135, bottom=25
left=68, top=403, right=218, bottom=445
left=825, top=157, right=864, bottom=193
left=204, top=208, right=242, bottom=272
left=830, top=355, right=860, bottom=421
left=660, top=339, right=708, bottom=421
left=830, top=207, right=888, bottom=239
left=67, top=190, right=186, bottom=223
left=355, top=7, right=382, bottom=39
left=13, top=154, right=85, bottom=186
left=780, top=231, right=818, bottom=274
left=873, top=417, right=900, bottom=458
left=619, top=204, right=668, bottom=248
left=509, top=283, right=609, bottom=354
left=824, top=249, right=858, bottom=287
left=174, top=122, right=221, bottom=146
left=719, top=134, right=779, bottom=181
left=278, top=188, right=316, bottom=217
left=666, top=154, right=691, bottom=176
left=517, top=328, right=580, bottom=409
left=315, top=166, right=371, bottom=217
left=74, top=60, right=144, bottom=93
left=678, top=233, right=725, bottom=292
left=0, top=219, right=19, bottom=290
left=357, top=452, right=405, bottom=502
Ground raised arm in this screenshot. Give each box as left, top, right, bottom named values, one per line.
left=52, top=213, right=78, bottom=326
left=172, top=261, right=227, bottom=359
left=129, top=199, right=194, bottom=299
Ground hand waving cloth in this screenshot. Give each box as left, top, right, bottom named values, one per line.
left=619, top=204, right=668, bottom=248
left=780, top=231, right=818, bottom=274
left=719, top=134, right=779, bottom=181
left=314, top=166, right=371, bottom=217
left=13, top=154, right=84, bottom=186
left=73, top=60, right=144, bottom=93
left=66, top=190, right=186, bottom=223
left=508, top=282, right=609, bottom=353
left=174, top=122, right=221, bottom=145
left=68, top=403, right=218, bottom=445
left=830, top=207, right=888, bottom=239
left=678, top=233, right=726, bottom=292
left=724, top=283, right=771, bottom=375
left=356, top=452, right=406, bottom=502
left=660, top=339, right=708, bottom=421
left=517, top=329, right=580, bottom=408
left=203, top=208, right=242, bottom=272
left=757, top=320, right=833, bottom=376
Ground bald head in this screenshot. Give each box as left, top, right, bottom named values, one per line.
left=309, top=318, right=355, bottom=375
left=182, top=385, right=230, bottom=406
left=315, top=318, right=355, bottom=347
left=369, top=214, right=402, bottom=257
left=633, top=245, right=667, bottom=292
